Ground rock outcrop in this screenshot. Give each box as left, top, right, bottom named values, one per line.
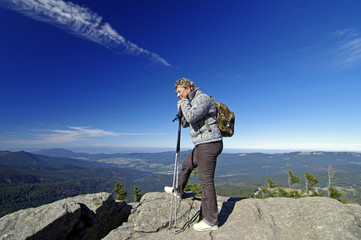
left=104, top=193, right=361, bottom=240
left=0, top=192, right=131, bottom=240
left=1, top=192, right=361, bottom=240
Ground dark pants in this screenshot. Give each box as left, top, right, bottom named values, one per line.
left=177, top=141, right=223, bottom=226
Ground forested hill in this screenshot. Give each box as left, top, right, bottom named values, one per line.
left=0, top=151, right=171, bottom=218
left=0, top=150, right=109, bottom=169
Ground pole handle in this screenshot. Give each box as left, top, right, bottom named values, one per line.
left=172, top=108, right=183, bottom=122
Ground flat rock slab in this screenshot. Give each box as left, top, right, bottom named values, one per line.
left=104, top=194, right=361, bottom=240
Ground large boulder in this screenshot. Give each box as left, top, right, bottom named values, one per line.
left=0, top=198, right=81, bottom=240
left=133, top=192, right=201, bottom=233
left=212, top=197, right=361, bottom=240
left=103, top=192, right=204, bottom=240
left=0, top=192, right=131, bottom=240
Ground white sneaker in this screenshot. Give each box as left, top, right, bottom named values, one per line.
left=164, top=186, right=182, bottom=198
left=193, top=220, right=218, bottom=232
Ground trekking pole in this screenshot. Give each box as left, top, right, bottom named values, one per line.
left=169, top=109, right=182, bottom=234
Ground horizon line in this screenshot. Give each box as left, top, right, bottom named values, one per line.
left=1, top=147, right=361, bottom=155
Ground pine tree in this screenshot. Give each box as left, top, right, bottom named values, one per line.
left=329, top=186, right=343, bottom=200
left=185, top=169, right=202, bottom=197
left=277, top=187, right=290, bottom=197
left=266, top=178, right=278, bottom=189
left=113, top=182, right=127, bottom=201
left=304, top=172, right=319, bottom=195
left=288, top=170, right=300, bottom=188
left=133, top=186, right=142, bottom=202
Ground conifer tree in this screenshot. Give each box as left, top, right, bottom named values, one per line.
left=133, top=186, right=142, bottom=202
left=304, top=172, right=319, bottom=195
left=185, top=169, right=202, bottom=196
left=266, top=178, right=278, bottom=189
left=288, top=170, right=300, bottom=188
left=113, top=182, right=127, bottom=201
left=329, top=186, right=343, bottom=200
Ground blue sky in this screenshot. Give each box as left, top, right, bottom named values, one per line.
left=1, top=0, right=361, bottom=153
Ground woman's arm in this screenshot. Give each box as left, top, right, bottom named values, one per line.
left=180, top=94, right=212, bottom=123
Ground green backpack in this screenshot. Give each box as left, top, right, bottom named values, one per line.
left=207, top=95, right=235, bottom=137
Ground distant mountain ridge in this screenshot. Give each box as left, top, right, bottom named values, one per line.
left=32, top=148, right=179, bottom=163
left=0, top=150, right=109, bottom=169
left=33, top=148, right=92, bottom=159
left=217, top=151, right=361, bottom=176
left=32, top=148, right=361, bottom=176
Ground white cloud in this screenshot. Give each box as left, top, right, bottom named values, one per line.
left=334, top=29, right=359, bottom=39
left=1, top=0, right=170, bottom=66
left=333, top=28, right=361, bottom=69
left=4, top=126, right=159, bottom=145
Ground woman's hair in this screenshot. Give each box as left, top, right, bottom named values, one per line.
left=174, top=77, right=196, bottom=92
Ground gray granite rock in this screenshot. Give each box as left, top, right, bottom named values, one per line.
left=2, top=191, right=360, bottom=240
left=212, top=197, right=361, bottom=240
left=0, top=198, right=81, bottom=240
left=69, top=192, right=131, bottom=240
left=0, top=192, right=132, bottom=240
left=104, top=194, right=361, bottom=240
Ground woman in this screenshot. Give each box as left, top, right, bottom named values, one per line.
left=165, top=77, right=223, bottom=231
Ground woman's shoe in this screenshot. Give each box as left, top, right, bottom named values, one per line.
left=193, top=220, right=218, bottom=232
left=164, top=186, right=182, bottom=198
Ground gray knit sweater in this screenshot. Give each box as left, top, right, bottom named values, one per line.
left=179, top=88, right=223, bottom=146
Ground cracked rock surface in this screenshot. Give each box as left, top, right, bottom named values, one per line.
left=104, top=193, right=361, bottom=240
left=1, top=192, right=361, bottom=240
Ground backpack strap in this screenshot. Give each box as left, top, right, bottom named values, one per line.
left=204, top=95, right=218, bottom=132
left=205, top=118, right=212, bottom=132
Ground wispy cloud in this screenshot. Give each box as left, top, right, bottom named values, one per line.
left=5, top=126, right=158, bottom=145
left=332, top=28, right=361, bottom=69
left=1, top=0, right=170, bottom=66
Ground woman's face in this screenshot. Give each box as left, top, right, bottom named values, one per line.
left=176, top=86, right=191, bottom=100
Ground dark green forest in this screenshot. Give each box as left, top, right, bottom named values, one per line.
left=0, top=152, right=171, bottom=217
